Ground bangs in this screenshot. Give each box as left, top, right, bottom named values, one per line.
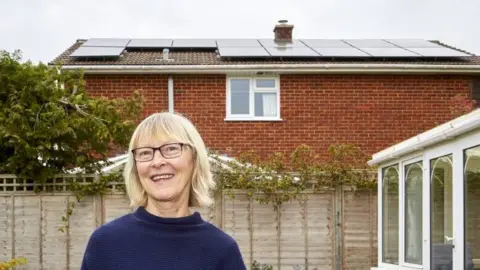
left=131, top=113, right=193, bottom=149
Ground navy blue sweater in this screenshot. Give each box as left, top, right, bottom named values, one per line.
left=81, top=207, right=246, bottom=270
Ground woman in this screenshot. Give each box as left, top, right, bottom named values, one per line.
left=81, top=112, right=246, bottom=270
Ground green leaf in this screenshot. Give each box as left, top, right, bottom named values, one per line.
left=0, top=50, right=144, bottom=181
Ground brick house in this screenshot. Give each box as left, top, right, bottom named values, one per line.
left=51, top=21, right=480, bottom=160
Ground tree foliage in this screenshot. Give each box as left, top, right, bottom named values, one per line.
left=0, top=50, right=143, bottom=182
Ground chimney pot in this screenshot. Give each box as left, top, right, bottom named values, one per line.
left=273, top=20, right=294, bottom=41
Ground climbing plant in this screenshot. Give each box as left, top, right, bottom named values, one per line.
left=59, top=171, right=125, bottom=232
left=210, top=143, right=376, bottom=210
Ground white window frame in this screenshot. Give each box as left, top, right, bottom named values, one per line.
left=376, top=129, right=480, bottom=270
left=401, top=156, right=424, bottom=269
left=378, top=161, right=401, bottom=268
left=225, top=75, right=281, bottom=121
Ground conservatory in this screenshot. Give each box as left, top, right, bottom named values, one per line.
left=369, top=109, right=480, bottom=270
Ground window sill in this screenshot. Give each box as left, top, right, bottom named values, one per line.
left=224, top=117, right=283, bottom=122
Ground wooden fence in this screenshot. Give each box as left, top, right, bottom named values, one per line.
left=0, top=174, right=377, bottom=270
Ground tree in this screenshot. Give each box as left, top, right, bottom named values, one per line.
left=0, top=50, right=143, bottom=183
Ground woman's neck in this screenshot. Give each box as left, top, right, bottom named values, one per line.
left=145, top=198, right=191, bottom=218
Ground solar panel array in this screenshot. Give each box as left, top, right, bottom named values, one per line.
left=70, top=38, right=471, bottom=59
left=70, top=38, right=129, bottom=58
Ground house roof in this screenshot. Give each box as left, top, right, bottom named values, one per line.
left=50, top=21, right=480, bottom=73
left=51, top=39, right=480, bottom=68
left=368, top=108, right=480, bottom=166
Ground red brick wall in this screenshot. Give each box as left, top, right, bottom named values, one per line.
left=85, top=74, right=473, bottom=159
left=85, top=74, right=169, bottom=118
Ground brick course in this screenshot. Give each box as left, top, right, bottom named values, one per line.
left=85, top=74, right=473, bottom=159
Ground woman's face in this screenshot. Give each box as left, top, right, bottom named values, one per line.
left=133, top=136, right=195, bottom=205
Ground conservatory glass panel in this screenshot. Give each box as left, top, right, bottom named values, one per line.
left=430, top=155, right=453, bottom=269
left=465, top=145, right=480, bottom=270
left=382, top=165, right=399, bottom=264
left=405, top=161, right=423, bottom=265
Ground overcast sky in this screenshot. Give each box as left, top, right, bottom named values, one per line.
left=1, top=0, right=479, bottom=63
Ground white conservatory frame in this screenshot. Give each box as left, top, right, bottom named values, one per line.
left=369, top=109, right=480, bottom=270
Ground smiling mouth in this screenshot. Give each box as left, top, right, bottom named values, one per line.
left=150, top=174, right=175, bottom=182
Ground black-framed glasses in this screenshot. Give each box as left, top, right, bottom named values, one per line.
left=132, top=143, right=187, bottom=162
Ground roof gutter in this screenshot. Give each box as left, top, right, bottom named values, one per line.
left=60, top=63, right=480, bottom=74
left=368, top=109, right=480, bottom=166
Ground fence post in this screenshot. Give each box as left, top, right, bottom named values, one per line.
left=93, top=175, right=103, bottom=227
left=335, top=185, right=343, bottom=270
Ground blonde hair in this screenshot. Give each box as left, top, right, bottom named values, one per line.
left=123, top=112, right=216, bottom=208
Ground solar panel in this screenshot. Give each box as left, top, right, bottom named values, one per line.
left=265, top=47, right=319, bottom=57
left=408, top=47, right=470, bottom=57
left=171, top=39, right=217, bottom=48
left=70, top=46, right=124, bottom=57
left=216, top=39, right=262, bottom=47
left=82, top=38, right=130, bottom=47
left=344, top=39, right=396, bottom=48
left=385, top=39, right=441, bottom=48
left=361, top=48, right=420, bottom=57
left=127, top=39, right=172, bottom=48
left=301, top=39, right=351, bottom=48
left=218, top=47, right=270, bottom=57
left=258, top=39, right=306, bottom=48
left=312, top=47, right=369, bottom=57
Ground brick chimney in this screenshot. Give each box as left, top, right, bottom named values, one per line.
left=273, top=20, right=294, bottom=41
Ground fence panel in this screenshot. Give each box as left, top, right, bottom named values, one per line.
left=343, top=190, right=377, bottom=270
left=68, top=195, right=95, bottom=269
left=0, top=175, right=379, bottom=270
left=223, top=193, right=253, bottom=267
left=14, top=196, right=42, bottom=269
left=279, top=198, right=307, bottom=269
left=103, top=195, right=131, bottom=223
left=41, top=196, right=69, bottom=270
left=252, top=199, right=279, bottom=269
left=306, top=191, right=335, bottom=270
left=0, top=196, right=14, bottom=264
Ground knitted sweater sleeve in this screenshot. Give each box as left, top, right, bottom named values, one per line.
left=216, top=241, right=247, bottom=270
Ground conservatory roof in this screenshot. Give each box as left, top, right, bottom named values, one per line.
left=68, top=152, right=240, bottom=174
left=368, top=108, right=480, bottom=166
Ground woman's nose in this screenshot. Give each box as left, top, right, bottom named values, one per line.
left=150, top=150, right=167, bottom=167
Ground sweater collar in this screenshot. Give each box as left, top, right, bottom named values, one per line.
left=134, top=206, right=204, bottom=226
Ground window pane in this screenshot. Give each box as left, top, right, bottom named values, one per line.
left=430, top=155, right=453, bottom=269
left=465, top=145, right=480, bottom=270
left=405, top=161, right=423, bottom=265
left=230, top=79, right=250, bottom=115
left=382, top=165, right=399, bottom=264
left=256, top=78, right=276, bottom=88
left=254, top=93, right=277, bottom=117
